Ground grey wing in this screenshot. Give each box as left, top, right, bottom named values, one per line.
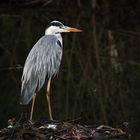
left=20, top=35, right=62, bottom=105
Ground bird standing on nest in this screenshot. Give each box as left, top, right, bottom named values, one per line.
left=20, top=20, right=82, bottom=121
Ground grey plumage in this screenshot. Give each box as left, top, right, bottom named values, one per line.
left=21, top=35, right=62, bottom=104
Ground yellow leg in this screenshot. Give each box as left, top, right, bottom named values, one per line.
left=30, top=94, right=36, bottom=121
left=46, top=79, right=53, bottom=120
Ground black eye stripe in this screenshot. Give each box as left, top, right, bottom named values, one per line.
left=48, top=21, right=63, bottom=27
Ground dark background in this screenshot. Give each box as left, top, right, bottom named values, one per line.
left=0, top=0, right=140, bottom=139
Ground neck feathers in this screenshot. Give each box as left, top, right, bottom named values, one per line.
left=45, top=27, right=63, bottom=47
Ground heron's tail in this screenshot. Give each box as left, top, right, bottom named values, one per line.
left=20, top=81, right=37, bottom=105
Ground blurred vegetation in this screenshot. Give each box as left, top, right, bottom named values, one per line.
left=0, top=0, right=139, bottom=139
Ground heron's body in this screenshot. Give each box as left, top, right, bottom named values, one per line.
left=20, top=20, right=81, bottom=120
left=21, top=35, right=62, bottom=104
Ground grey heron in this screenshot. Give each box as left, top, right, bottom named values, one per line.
left=20, top=20, right=82, bottom=121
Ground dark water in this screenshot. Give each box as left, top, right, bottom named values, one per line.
left=0, top=1, right=140, bottom=139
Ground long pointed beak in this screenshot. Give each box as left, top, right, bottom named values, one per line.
left=63, top=26, right=82, bottom=32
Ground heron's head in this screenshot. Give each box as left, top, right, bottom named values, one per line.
left=45, top=20, right=82, bottom=35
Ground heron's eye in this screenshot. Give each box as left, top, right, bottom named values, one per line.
left=60, top=24, right=63, bottom=28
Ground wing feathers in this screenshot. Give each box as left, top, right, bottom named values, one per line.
left=20, top=35, right=62, bottom=105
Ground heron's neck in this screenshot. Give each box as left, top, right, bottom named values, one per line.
left=55, top=33, right=62, bottom=45
left=45, top=28, right=62, bottom=45
left=46, top=32, right=62, bottom=45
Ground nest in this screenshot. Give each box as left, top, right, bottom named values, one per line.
left=0, top=118, right=129, bottom=140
